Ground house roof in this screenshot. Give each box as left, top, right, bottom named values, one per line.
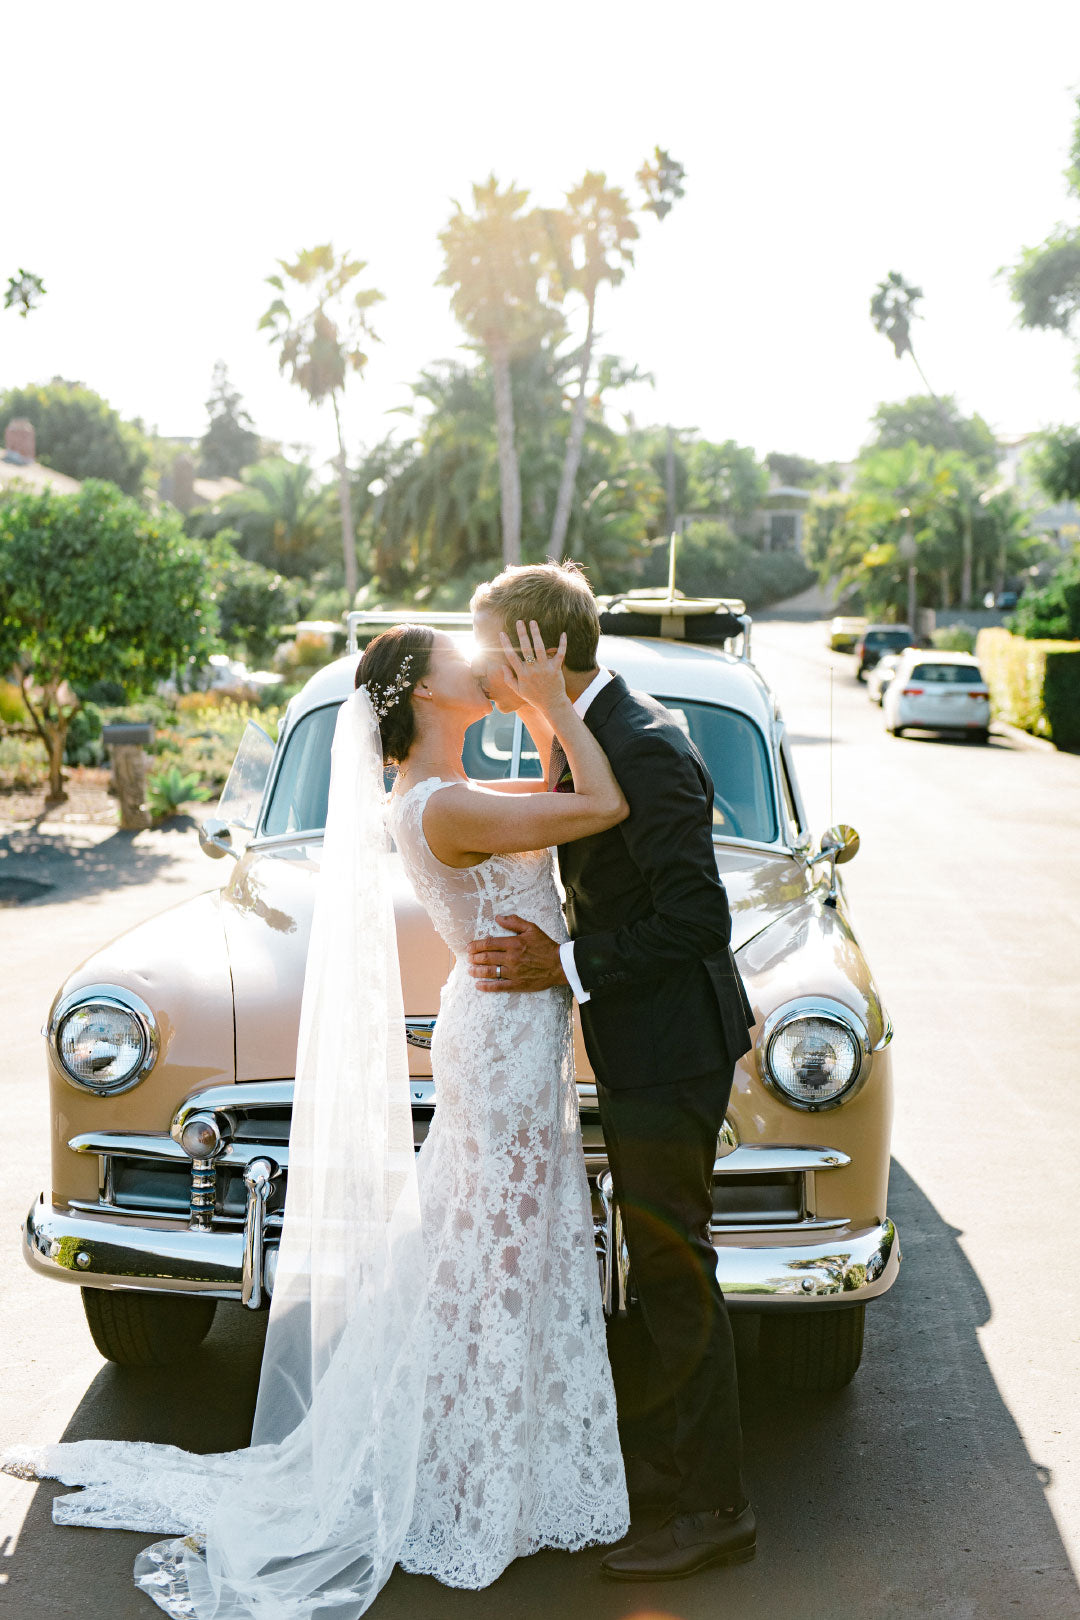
left=0, top=453, right=81, bottom=494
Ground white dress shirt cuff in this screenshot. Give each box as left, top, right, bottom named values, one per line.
left=559, top=940, right=591, bottom=1004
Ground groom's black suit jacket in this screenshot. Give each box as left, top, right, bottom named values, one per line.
left=557, top=674, right=755, bottom=1091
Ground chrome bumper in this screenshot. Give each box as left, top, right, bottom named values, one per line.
left=24, top=1191, right=899, bottom=1313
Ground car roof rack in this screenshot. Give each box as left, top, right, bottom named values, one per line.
left=596, top=592, right=752, bottom=660
left=345, top=609, right=472, bottom=653
left=345, top=598, right=753, bottom=660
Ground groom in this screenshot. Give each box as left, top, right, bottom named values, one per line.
left=466, top=561, right=757, bottom=1580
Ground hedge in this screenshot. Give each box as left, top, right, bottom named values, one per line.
left=975, top=627, right=1080, bottom=750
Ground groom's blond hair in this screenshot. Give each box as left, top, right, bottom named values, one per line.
left=471, top=561, right=600, bottom=672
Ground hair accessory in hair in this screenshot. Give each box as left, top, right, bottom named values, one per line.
left=364, top=654, right=414, bottom=720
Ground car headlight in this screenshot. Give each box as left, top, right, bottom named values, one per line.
left=49, top=984, right=159, bottom=1095
left=759, top=998, right=869, bottom=1110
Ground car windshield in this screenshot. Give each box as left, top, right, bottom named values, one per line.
left=263, top=697, right=779, bottom=844
left=909, top=663, right=984, bottom=685
left=866, top=629, right=912, bottom=649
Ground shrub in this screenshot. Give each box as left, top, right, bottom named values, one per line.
left=975, top=627, right=1080, bottom=748
left=931, top=625, right=976, bottom=653
left=1011, top=556, right=1080, bottom=641
left=147, top=765, right=211, bottom=820
left=0, top=734, right=47, bottom=789
left=63, top=701, right=103, bottom=766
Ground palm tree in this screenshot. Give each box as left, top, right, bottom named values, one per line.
left=4, top=268, right=46, bottom=317
left=438, top=177, right=562, bottom=566
left=549, top=173, right=639, bottom=556
left=259, top=246, right=383, bottom=600
left=870, top=271, right=939, bottom=400
left=214, top=459, right=335, bottom=576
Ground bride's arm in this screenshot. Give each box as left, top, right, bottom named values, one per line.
left=426, top=621, right=627, bottom=863
left=467, top=705, right=555, bottom=793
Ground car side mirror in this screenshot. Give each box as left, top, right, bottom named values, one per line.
left=820, top=824, right=860, bottom=865
left=807, top=824, right=859, bottom=907
left=198, top=818, right=235, bottom=860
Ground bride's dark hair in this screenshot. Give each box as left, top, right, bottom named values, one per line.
left=356, top=624, right=435, bottom=765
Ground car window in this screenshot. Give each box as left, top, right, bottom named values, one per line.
left=909, top=663, right=983, bottom=685
left=866, top=629, right=912, bottom=648
left=656, top=698, right=778, bottom=842
left=263, top=696, right=779, bottom=844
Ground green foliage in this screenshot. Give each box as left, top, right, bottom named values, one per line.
left=765, top=452, right=842, bottom=490
left=636, top=148, right=686, bottom=220
left=259, top=245, right=384, bottom=405
left=146, top=764, right=211, bottom=819
left=199, top=361, right=260, bottom=478
left=4, top=269, right=46, bottom=318
left=0, top=480, right=212, bottom=796
left=193, top=459, right=336, bottom=577
left=638, top=521, right=813, bottom=608
left=870, top=271, right=923, bottom=360
left=0, top=380, right=150, bottom=493
left=1010, top=554, right=1080, bottom=640
left=870, top=395, right=998, bottom=473
left=64, top=701, right=103, bottom=765
left=438, top=177, right=564, bottom=359
left=811, top=441, right=1038, bottom=619
left=0, top=680, right=28, bottom=725
left=930, top=625, right=976, bottom=653
left=1029, top=426, right=1080, bottom=502
left=976, top=626, right=1080, bottom=748
left=1010, top=228, right=1080, bottom=336
left=203, top=530, right=299, bottom=664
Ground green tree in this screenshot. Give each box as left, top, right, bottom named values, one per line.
left=0, top=380, right=150, bottom=493
left=0, top=481, right=211, bottom=798
left=203, top=530, right=298, bottom=665
left=635, top=147, right=687, bottom=220
left=1011, top=552, right=1080, bottom=639
left=869, top=394, right=998, bottom=473
left=198, top=458, right=336, bottom=577
left=1008, top=95, right=1080, bottom=377
left=870, top=271, right=939, bottom=398
left=4, top=269, right=46, bottom=318
left=438, top=176, right=563, bottom=566
left=764, top=452, right=842, bottom=490
left=1030, top=425, right=1080, bottom=501
left=259, top=245, right=384, bottom=601
left=199, top=361, right=260, bottom=478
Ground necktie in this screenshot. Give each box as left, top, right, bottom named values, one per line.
left=548, top=736, right=572, bottom=793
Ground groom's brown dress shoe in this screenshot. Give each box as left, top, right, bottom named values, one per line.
left=600, top=1503, right=756, bottom=1580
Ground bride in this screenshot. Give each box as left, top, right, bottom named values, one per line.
left=3, top=618, right=630, bottom=1616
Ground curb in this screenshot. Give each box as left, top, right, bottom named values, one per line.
left=989, top=719, right=1058, bottom=754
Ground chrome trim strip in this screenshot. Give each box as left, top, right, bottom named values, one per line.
left=47, top=983, right=160, bottom=1097
left=873, top=1010, right=894, bottom=1050
left=25, top=1197, right=898, bottom=1312
left=709, top=1145, right=850, bottom=1176
left=70, top=1131, right=291, bottom=1172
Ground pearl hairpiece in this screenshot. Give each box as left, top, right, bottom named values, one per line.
left=365, top=654, right=415, bottom=720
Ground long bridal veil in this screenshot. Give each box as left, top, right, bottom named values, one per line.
left=7, top=689, right=429, bottom=1619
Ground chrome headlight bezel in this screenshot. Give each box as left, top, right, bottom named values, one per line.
left=758, top=996, right=871, bottom=1112
left=48, top=983, right=160, bottom=1096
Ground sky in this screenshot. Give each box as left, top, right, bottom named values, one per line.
left=5, top=0, right=1080, bottom=479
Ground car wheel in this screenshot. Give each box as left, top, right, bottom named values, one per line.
left=888, top=724, right=904, bottom=737
left=856, top=668, right=866, bottom=683
left=81, top=1288, right=217, bottom=1366
left=758, top=1304, right=865, bottom=1392
left=971, top=728, right=990, bottom=746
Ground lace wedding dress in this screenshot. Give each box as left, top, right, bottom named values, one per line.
left=2, top=734, right=627, bottom=1615
left=388, top=778, right=628, bottom=1585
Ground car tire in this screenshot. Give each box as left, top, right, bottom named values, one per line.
left=758, top=1304, right=865, bottom=1392
left=81, top=1287, right=217, bottom=1366
left=888, top=724, right=904, bottom=737
left=856, top=668, right=866, bottom=683
left=971, top=728, right=990, bottom=746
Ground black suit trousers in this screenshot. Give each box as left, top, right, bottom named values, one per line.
left=597, top=1067, right=745, bottom=1512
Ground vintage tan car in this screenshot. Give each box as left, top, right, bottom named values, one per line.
left=28, top=604, right=899, bottom=1392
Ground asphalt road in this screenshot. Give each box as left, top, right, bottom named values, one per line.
left=2, top=613, right=1079, bottom=1619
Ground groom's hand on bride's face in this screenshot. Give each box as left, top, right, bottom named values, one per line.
left=467, top=915, right=568, bottom=992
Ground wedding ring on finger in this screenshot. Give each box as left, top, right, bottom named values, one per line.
left=495, top=964, right=502, bottom=979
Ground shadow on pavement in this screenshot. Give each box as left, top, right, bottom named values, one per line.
left=0, top=820, right=209, bottom=906
left=6, top=1161, right=1078, bottom=1619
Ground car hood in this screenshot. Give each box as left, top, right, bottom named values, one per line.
left=222, top=838, right=808, bottom=1081
left=222, top=841, right=453, bottom=1081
